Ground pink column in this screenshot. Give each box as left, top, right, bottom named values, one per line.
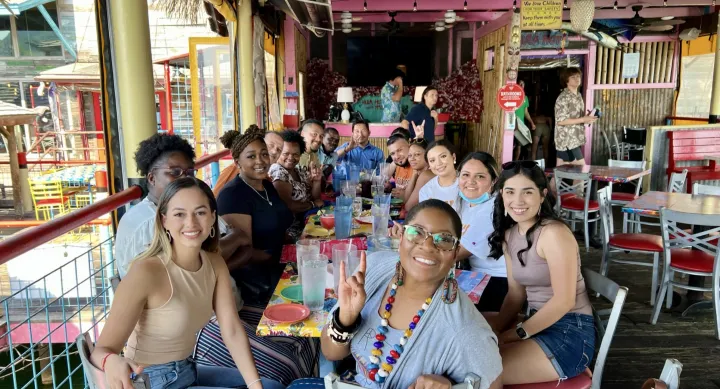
left=328, top=33, right=333, bottom=71
left=584, top=42, right=597, bottom=162
left=472, top=22, right=478, bottom=60
left=284, top=18, right=297, bottom=110
left=447, top=28, right=454, bottom=74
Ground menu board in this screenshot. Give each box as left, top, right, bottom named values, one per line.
left=521, top=0, right=563, bottom=30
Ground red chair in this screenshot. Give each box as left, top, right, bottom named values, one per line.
left=505, top=269, right=628, bottom=389
left=597, top=187, right=663, bottom=306
left=651, top=208, right=720, bottom=339
left=554, top=169, right=599, bottom=252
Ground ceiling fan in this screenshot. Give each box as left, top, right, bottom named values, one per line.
left=380, top=11, right=402, bottom=35
left=626, top=5, right=686, bottom=32
left=429, top=21, right=454, bottom=31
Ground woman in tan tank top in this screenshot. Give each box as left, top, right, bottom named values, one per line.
left=487, top=161, right=595, bottom=385
left=90, top=178, right=276, bottom=389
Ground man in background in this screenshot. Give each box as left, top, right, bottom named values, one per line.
left=381, top=68, right=405, bottom=123
left=298, top=119, right=324, bottom=170
left=337, top=119, right=384, bottom=171
left=318, top=127, right=340, bottom=177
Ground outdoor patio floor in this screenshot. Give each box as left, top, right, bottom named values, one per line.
left=580, top=211, right=719, bottom=389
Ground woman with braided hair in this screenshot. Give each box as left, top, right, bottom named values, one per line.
left=216, top=125, right=293, bottom=304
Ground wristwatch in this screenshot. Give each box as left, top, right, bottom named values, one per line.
left=516, top=322, right=530, bottom=340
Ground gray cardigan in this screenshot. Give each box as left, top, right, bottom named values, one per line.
left=330, top=251, right=503, bottom=389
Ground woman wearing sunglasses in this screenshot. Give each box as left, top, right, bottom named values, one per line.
left=487, top=161, right=594, bottom=385
left=452, top=152, right=508, bottom=313
left=289, top=200, right=502, bottom=389
left=115, top=134, right=248, bottom=279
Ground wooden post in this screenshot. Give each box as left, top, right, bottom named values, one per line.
left=710, top=15, right=720, bottom=123
left=0, top=125, right=23, bottom=217
left=37, top=343, right=53, bottom=385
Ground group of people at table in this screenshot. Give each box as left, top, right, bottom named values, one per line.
left=91, top=107, right=595, bottom=389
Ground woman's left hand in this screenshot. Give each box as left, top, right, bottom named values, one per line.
left=409, top=375, right=452, bottom=389
left=498, top=328, right=521, bottom=345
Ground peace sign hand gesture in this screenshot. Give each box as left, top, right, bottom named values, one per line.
left=411, top=120, right=426, bottom=139
left=337, top=251, right=367, bottom=327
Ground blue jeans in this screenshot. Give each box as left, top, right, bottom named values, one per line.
left=140, top=358, right=286, bottom=389
left=530, top=311, right=596, bottom=379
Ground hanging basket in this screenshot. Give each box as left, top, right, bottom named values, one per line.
left=570, top=0, right=595, bottom=33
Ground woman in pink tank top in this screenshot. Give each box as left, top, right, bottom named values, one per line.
left=90, top=178, right=281, bottom=389
left=487, top=161, right=595, bottom=385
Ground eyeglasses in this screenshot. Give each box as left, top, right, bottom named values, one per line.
left=403, top=225, right=459, bottom=251
left=409, top=138, right=427, bottom=147
left=153, top=167, right=196, bottom=178
left=501, top=161, right=538, bottom=170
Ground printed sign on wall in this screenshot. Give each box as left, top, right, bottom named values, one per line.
left=521, top=0, right=563, bottom=30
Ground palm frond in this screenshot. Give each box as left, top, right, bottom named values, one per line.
left=152, top=0, right=205, bottom=23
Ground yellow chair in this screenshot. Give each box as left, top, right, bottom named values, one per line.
left=28, top=179, right=72, bottom=220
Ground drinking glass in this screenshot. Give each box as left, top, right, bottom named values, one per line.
left=371, top=184, right=383, bottom=198
left=352, top=197, right=363, bottom=217
left=372, top=203, right=390, bottom=237
left=301, top=254, right=328, bottom=311
left=334, top=206, right=353, bottom=239
left=332, top=242, right=358, bottom=293
left=342, top=180, right=357, bottom=198
left=296, top=239, right=320, bottom=283
left=347, top=250, right=364, bottom=276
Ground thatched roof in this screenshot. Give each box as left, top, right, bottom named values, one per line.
left=0, top=101, right=39, bottom=126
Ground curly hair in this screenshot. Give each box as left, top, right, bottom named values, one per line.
left=134, top=134, right=195, bottom=177
left=488, top=164, right=563, bottom=265
left=220, top=125, right=267, bottom=160
left=280, top=129, right=306, bottom=155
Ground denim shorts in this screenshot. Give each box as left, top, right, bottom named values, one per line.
left=557, top=147, right=584, bottom=162
left=139, top=358, right=286, bottom=389
left=530, top=311, right=596, bottom=379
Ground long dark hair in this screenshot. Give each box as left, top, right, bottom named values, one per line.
left=455, top=152, right=499, bottom=213
left=488, top=163, right=562, bottom=266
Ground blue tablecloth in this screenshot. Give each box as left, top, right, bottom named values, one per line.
left=34, top=165, right=101, bottom=187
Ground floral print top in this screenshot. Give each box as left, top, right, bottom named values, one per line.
left=268, top=164, right=312, bottom=202
left=381, top=82, right=401, bottom=123
left=554, top=88, right=586, bottom=151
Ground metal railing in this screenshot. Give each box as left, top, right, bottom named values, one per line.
left=0, top=149, right=230, bottom=389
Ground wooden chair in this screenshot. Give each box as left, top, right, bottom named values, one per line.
left=505, top=268, right=629, bottom=389
left=28, top=178, right=72, bottom=220
left=598, top=187, right=663, bottom=305
left=554, top=169, right=600, bottom=252
left=651, top=208, right=720, bottom=339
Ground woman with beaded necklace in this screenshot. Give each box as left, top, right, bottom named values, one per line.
left=288, top=200, right=502, bottom=389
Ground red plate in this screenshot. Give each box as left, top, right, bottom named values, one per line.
left=264, top=304, right=311, bottom=324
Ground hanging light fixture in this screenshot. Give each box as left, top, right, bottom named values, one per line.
left=464, top=0, right=468, bottom=11
left=363, top=1, right=367, bottom=11
left=413, top=0, right=417, bottom=11
left=563, top=0, right=568, bottom=8
left=613, top=0, right=617, bottom=9
left=570, top=0, right=595, bottom=33
left=513, top=0, right=517, bottom=9
left=663, top=0, right=667, bottom=6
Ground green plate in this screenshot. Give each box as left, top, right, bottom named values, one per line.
left=280, top=285, right=303, bottom=302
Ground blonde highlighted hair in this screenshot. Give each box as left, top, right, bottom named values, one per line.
left=134, top=177, right=220, bottom=265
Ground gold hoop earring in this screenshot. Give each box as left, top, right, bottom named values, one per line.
left=210, top=226, right=216, bottom=238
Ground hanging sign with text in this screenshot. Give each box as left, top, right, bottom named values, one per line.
left=520, top=0, right=563, bottom=30
left=497, top=84, right=526, bottom=112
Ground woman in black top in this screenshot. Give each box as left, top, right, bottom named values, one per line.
left=402, top=86, right=439, bottom=144
left=217, top=126, right=293, bottom=305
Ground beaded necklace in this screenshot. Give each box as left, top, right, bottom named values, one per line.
left=365, top=279, right=433, bottom=384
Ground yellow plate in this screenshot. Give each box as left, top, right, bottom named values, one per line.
left=305, top=227, right=331, bottom=237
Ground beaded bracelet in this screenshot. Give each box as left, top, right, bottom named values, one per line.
left=328, top=309, right=361, bottom=345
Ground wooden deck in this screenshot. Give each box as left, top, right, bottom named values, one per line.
left=580, top=214, right=720, bottom=388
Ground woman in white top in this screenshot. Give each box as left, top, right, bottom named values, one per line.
left=453, top=152, right=508, bottom=313
left=418, top=140, right=459, bottom=207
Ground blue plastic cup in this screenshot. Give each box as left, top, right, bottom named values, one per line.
left=334, top=206, right=353, bottom=239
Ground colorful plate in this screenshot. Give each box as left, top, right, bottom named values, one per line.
left=355, top=216, right=373, bottom=224
left=280, top=285, right=303, bottom=303
left=264, top=304, right=311, bottom=324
